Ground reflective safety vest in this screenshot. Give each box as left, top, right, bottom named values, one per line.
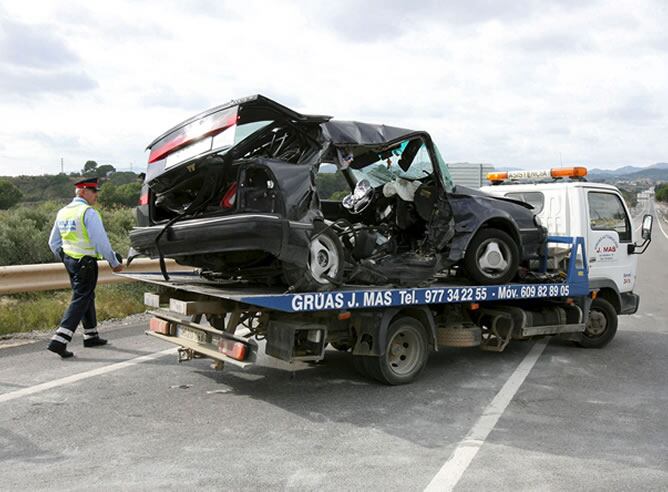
left=56, top=201, right=102, bottom=260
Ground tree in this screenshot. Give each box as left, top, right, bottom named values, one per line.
left=0, top=180, right=23, bottom=209
left=656, top=183, right=668, bottom=203
left=96, top=164, right=116, bottom=178
left=82, top=160, right=98, bottom=176
left=98, top=182, right=142, bottom=207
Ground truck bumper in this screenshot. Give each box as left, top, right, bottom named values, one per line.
left=620, top=292, right=640, bottom=315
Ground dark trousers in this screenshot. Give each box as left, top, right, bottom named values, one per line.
left=50, top=256, right=99, bottom=349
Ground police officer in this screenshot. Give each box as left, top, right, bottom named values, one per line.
left=47, top=177, right=124, bottom=358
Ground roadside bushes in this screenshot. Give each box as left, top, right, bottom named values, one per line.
left=0, top=201, right=135, bottom=266
left=0, top=180, right=23, bottom=209
left=0, top=283, right=149, bottom=336
left=656, top=183, right=668, bottom=203
left=98, top=181, right=141, bottom=208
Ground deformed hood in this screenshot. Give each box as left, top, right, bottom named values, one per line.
left=452, top=185, right=534, bottom=209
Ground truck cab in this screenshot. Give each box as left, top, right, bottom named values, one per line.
left=480, top=167, right=653, bottom=318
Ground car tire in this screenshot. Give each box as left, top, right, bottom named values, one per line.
left=576, top=298, right=618, bottom=348
left=463, top=228, right=520, bottom=285
left=283, top=223, right=344, bottom=291
left=363, top=317, right=430, bottom=385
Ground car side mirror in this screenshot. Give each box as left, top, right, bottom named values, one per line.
left=628, top=213, right=653, bottom=255
left=641, top=214, right=653, bottom=240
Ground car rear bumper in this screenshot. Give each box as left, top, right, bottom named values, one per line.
left=130, top=213, right=289, bottom=259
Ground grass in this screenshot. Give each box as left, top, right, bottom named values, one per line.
left=0, top=283, right=150, bottom=337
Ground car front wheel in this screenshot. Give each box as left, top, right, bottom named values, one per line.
left=463, top=228, right=520, bottom=285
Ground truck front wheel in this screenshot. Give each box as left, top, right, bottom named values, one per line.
left=362, top=317, right=429, bottom=385
left=577, top=298, right=618, bottom=348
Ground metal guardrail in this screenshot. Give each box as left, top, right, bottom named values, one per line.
left=0, top=259, right=193, bottom=295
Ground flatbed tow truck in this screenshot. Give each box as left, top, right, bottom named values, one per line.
left=118, top=235, right=602, bottom=385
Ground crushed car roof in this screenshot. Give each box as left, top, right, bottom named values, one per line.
left=321, top=120, right=423, bottom=147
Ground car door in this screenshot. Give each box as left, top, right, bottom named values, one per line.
left=586, top=189, right=637, bottom=293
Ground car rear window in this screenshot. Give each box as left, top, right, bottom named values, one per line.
left=505, top=192, right=544, bottom=213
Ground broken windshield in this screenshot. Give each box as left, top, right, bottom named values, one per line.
left=349, top=141, right=434, bottom=188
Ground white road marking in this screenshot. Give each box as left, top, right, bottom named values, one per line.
left=424, top=339, right=549, bottom=492
left=656, top=214, right=668, bottom=240
left=0, top=347, right=176, bottom=404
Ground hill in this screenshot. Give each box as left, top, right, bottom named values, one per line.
left=0, top=172, right=141, bottom=203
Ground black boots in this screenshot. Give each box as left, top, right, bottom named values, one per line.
left=83, top=337, right=108, bottom=348
left=47, top=343, right=74, bottom=359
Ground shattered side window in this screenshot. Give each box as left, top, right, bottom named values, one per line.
left=316, top=164, right=350, bottom=200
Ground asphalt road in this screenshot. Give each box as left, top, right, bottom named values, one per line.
left=1, top=201, right=667, bottom=491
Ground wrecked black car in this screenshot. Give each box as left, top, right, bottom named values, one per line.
left=130, top=95, right=546, bottom=290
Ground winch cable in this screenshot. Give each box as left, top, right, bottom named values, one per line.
left=154, top=166, right=227, bottom=281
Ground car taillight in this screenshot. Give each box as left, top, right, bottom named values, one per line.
left=149, top=317, right=173, bottom=335
left=147, top=106, right=239, bottom=164
left=139, top=192, right=149, bottom=205
left=220, top=182, right=238, bottom=208
left=218, top=339, right=247, bottom=361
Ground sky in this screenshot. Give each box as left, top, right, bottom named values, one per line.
left=0, top=0, right=666, bottom=176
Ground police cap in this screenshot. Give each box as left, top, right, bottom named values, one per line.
left=75, top=177, right=100, bottom=191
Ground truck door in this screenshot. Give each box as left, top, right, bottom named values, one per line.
left=586, top=190, right=637, bottom=293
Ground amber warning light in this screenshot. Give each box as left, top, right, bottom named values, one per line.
left=487, top=167, right=588, bottom=183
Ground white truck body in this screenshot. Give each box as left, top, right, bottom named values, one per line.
left=480, top=181, right=640, bottom=314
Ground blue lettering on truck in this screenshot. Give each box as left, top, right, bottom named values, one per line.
left=248, top=282, right=581, bottom=314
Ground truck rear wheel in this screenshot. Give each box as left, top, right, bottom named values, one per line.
left=577, top=298, right=618, bottom=348
left=361, top=317, right=429, bottom=385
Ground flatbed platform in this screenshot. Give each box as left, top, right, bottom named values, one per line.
left=119, top=236, right=588, bottom=313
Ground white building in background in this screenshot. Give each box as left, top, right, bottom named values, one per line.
left=446, top=163, right=495, bottom=188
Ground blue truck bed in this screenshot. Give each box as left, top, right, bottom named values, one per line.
left=119, top=236, right=588, bottom=313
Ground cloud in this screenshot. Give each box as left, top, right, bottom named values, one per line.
left=0, top=66, right=97, bottom=98
left=141, top=86, right=212, bottom=111
left=20, top=132, right=83, bottom=152
left=0, top=0, right=666, bottom=175
left=510, top=31, right=594, bottom=54
left=0, top=16, right=97, bottom=98
left=302, top=0, right=595, bottom=42
left=608, top=93, right=663, bottom=125
left=0, top=18, right=79, bottom=69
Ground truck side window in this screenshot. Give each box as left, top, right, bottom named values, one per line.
left=588, top=191, right=631, bottom=242
left=505, top=192, right=544, bottom=213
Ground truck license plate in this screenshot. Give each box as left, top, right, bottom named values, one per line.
left=176, top=326, right=208, bottom=344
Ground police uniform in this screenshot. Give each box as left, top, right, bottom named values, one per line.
left=47, top=177, right=122, bottom=358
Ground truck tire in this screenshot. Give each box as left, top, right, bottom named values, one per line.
left=463, top=228, right=519, bottom=285
left=363, top=317, right=429, bottom=385
left=577, top=298, right=618, bottom=348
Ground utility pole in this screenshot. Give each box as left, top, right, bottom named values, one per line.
left=60, top=157, right=64, bottom=174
